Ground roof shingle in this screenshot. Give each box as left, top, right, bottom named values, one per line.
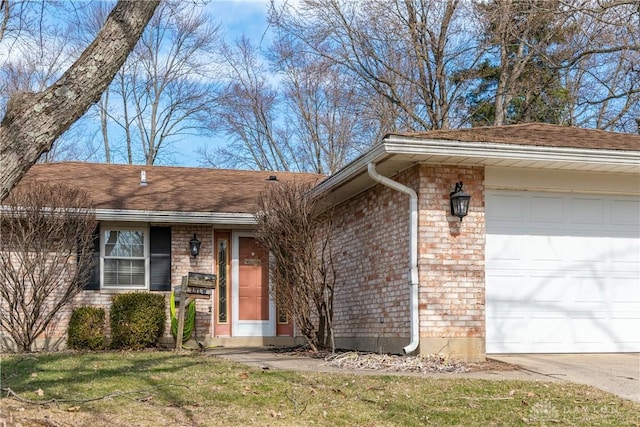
left=391, top=123, right=640, bottom=151
left=18, top=162, right=323, bottom=213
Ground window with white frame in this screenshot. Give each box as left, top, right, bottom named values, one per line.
left=102, top=227, right=148, bottom=289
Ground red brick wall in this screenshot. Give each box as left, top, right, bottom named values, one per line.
left=327, top=164, right=486, bottom=357
left=170, top=225, right=215, bottom=342
left=417, top=165, right=485, bottom=341
left=329, top=168, right=418, bottom=351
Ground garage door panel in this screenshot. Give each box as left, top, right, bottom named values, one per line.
left=530, top=196, right=565, bottom=224
left=486, top=314, right=527, bottom=349
left=610, top=200, right=640, bottom=226
left=530, top=317, right=567, bottom=345
left=609, top=277, right=640, bottom=303
left=529, top=274, right=568, bottom=304
left=530, top=235, right=565, bottom=262
left=486, top=234, right=524, bottom=263
left=610, top=237, right=640, bottom=268
left=485, top=272, right=529, bottom=305
left=571, top=236, right=608, bottom=264
left=486, top=194, right=525, bottom=224
left=608, top=318, right=640, bottom=348
left=571, top=317, right=615, bottom=346
left=573, top=276, right=608, bottom=304
left=486, top=190, right=640, bottom=353
left=571, top=198, right=605, bottom=225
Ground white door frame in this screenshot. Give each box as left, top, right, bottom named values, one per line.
left=231, top=231, right=276, bottom=337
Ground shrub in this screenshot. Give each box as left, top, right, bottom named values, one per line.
left=67, top=306, right=106, bottom=350
left=110, top=293, right=166, bottom=349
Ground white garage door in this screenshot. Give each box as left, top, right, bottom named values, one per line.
left=486, top=191, right=640, bottom=353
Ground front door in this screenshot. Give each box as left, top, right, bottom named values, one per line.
left=232, top=232, right=275, bottom=336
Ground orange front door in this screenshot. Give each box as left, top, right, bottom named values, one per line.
left=237, top=236, right=270, bottom=323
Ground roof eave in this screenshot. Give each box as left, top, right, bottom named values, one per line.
left=313, top=135, right=640, bottom=204
left=384, top=135, right=640, bottom=166
left=96, top=209, right=256, bottom=225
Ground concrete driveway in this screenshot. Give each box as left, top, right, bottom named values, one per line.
left=490, top=354, right=640, bottom=403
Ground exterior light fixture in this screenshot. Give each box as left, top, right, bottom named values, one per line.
left=450, top=181, right=471, bottom=221
left=189, top=234, right=201, bottom=257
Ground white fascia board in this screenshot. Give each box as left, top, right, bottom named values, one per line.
left=313, top=135, right=640, bottom=197
left=95, top=209, right=256, bottom=225
left=384, top=136, right=640, bottom=167
left=312, top=142, right=388, bottom=196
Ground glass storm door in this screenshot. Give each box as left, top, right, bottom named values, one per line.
left=232, top=233, right=275, bottom=336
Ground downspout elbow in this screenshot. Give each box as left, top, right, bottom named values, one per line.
left=367, top=162, right=420, bottom=355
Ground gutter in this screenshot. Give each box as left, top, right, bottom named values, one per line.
left=383, top=135, right=640, bottom=167
left=367, top=162, right=419, bottom=354
left=95, top=209, right=256, bottom=225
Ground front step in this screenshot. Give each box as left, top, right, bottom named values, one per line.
left=204, top=336, right=301, bottom=348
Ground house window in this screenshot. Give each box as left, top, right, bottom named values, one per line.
left=102, top=228, right=148, bottom=289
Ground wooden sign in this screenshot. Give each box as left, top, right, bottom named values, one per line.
left=175, top=272, right=215, bottom=350
left=188, top=272, right=216, bottom=289
left=174, top=285, right=212, bottom=299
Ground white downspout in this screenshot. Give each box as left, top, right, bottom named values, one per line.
left=367, top=163, right=419, bottom=354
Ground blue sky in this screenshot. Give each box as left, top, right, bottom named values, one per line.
left=177, top=1, right=275, bottom=167
left=207, top=0, right=273, bottom=45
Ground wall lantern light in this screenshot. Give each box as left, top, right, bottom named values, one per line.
left=450, top=181, right=471, bottom=221
left=189, top=234, right=201, bottom=257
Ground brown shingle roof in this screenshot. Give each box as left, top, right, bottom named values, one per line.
left=391, top=123, right=640, bottom=151
left=18, top=162, right=324, bottom=213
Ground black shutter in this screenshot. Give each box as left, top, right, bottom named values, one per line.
left=84, top=227, right=101, bottom=290
left=150, top=226, right=171, bottom=291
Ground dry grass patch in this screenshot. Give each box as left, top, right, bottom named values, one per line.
left=0, top=351, right=638, bottom=426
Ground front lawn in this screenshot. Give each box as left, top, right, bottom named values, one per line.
left=0, top=351, right=638, bottom=426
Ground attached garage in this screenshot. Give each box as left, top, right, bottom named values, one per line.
left=486, top=190, right=640, bottom=353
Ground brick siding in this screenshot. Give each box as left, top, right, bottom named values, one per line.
left=417, top=165, right=485, bottom=340
left=327, top=164, right=486, bottom=357
left=329, top=168, right=417, bottom=348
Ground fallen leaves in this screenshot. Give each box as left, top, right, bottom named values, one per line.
left=268, top=409, right=284, bottom=418
left=324, top=352, right=469, bottom=373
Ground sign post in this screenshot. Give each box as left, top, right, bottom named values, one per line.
left=175, top=272, right=216, bottom=350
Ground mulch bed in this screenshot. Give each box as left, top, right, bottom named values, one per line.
left=269, top=346, right=518, bottom=373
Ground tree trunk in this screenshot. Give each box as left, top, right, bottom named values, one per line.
left=0, top=0, right=160, bottom=201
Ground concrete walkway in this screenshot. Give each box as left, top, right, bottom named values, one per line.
left=491, top=354, right=640, bottom=403
left=207, top=348, right=640, bottom=403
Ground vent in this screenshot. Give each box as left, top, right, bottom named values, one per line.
left=140, top=171, right=147, bottom=186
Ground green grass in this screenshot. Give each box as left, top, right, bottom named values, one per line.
left=0, top=351, right=638, bottom=426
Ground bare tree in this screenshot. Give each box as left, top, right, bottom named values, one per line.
left=0, top=181, right=96, bottom=352
left=270, top=0, right=480, bottom=131
left=271, top=37, right=371, bottom=174
left=559, top=1, right=640, bottom=132
left=208, top=35, right=291, bottom=171
left=271, top=0, right=638, bottom=134
left=0, top=2, right=84, bottom=125
left=0, top=0, right=159, bottom=201
left=254, top=180, right=336, bottom=351
left=88, top=1, right=222, bottom=165
left=206, top=32, right=373, bottom=174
